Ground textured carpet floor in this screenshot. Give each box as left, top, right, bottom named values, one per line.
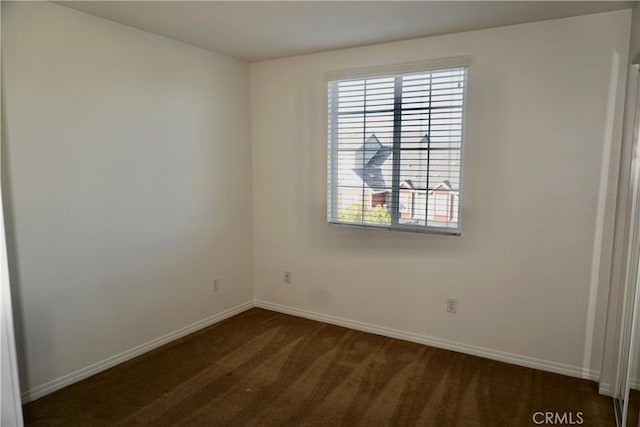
left=23, top=308, right=614, bottom=426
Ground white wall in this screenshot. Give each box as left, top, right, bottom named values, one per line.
left=631, top=3, right=640, bottom=63
left=2, top=2, right=253, bottom=398
left=251, top=10, right=631, bottom=377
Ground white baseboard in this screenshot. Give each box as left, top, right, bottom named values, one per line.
left=22, top=298, right=603, bottom=404
left=254, top=299, right=600, bottom=383
left=602, top=379, right=640, bottom=395
left=600, top=382, right=612, bottom=396
left=21, top=300, right=255, bottom=403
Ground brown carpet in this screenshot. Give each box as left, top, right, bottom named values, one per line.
left=23, top=308, right=614, bottom=426
left=628, top=390, right=640, bottom=427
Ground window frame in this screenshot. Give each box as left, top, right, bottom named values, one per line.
left=326, top=56, right=470, bottom=235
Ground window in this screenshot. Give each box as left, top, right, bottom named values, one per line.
left=327, top=57, right=469, bottom=234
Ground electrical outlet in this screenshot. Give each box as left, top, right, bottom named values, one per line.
left=447, top=297, right=457, bottom=313
left=284, top=271, right=291, bottom=284
left=213, top=277, right=219, bottom=292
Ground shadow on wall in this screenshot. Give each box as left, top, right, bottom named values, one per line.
left=2, top=69, right=33, bottom=395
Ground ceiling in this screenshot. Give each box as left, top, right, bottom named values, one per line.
left=57, top=1, right=633, bottom=62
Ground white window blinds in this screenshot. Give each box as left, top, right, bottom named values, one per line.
left=327, top=58, right=469, bottom=234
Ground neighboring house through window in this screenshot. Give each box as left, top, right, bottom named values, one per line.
left=327, top=57, right=469, bottom=234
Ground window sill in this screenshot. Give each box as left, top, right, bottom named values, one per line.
left=328, top=221, right=462, bottom=236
